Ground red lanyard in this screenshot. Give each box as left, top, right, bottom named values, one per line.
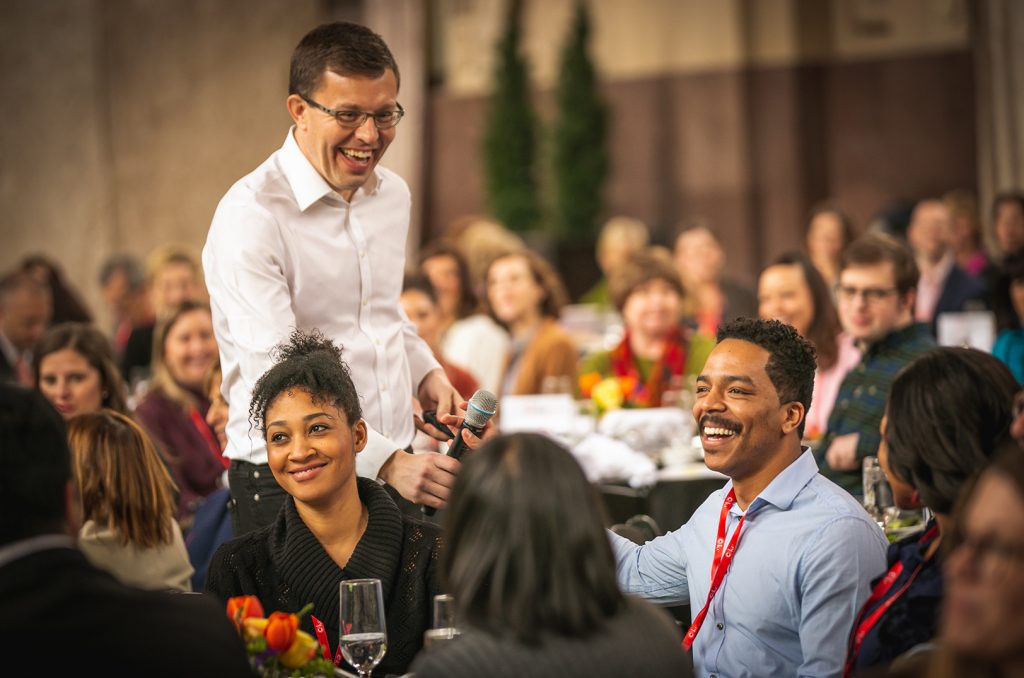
left=188, top=407, right=229, bottom=469
left=683, top=489, right=746, bottom=651
left=842, top=524, right=940, bottom=677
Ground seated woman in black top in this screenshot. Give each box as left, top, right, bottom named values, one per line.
left=845, top=347, right=1017, bottom=675
left=411, top=432, right=691, bottom=678
left=205, top=329, right=440, bottom=676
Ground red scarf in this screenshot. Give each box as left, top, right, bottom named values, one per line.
left=608, top=329, right=687, bottom=408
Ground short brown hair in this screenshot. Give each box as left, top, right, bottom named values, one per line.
left=608, top=248, right=684, bottom=312
left=289, top=22, right=399, bottom=97
left=839, top=232, right=919, bottom=296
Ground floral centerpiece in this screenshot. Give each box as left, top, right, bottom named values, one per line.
left=226, top=595, right=338, bottom=677
left=578, top=372, right=638, bottom=414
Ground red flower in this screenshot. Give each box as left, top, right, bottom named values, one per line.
left=226, top=595, right=264, bottom=632
left=264, top=611, right=299, bottom=653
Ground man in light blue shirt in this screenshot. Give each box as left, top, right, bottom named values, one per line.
left=612, top=318, right=888, bottom=677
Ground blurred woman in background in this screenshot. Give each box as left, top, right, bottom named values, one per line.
left=68, top=409, right=192, bottom=591
left=135, top=301, right=223, bottom=529
left=579, top=247, right=713, bottom=409
left=844, top=348, right=1017, bottom=675
left=758, top=252, right=860, bottom=440
left=484, top=250, right=578, bottom=397
left=35, top=322, right=129, bottom=418
left=411, top=432, right=691, bottom=678
left=805, top=202, right=856, bottom=289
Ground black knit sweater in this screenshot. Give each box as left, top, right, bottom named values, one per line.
left=206, top=477, right=441, bottom=676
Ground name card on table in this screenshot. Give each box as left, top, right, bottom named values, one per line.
left=937, top=310, right=996, bottom=351
left=499, top=394, right=591, bottom=441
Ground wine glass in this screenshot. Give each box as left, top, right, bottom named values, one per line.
left=339, top=578, right=387, bottom=678
left=423, top=593, right=461, bottom=649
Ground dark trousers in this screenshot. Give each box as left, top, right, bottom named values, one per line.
left=228, top=460, right=287, bottom=535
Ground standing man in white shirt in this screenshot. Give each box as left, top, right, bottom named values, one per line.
left=203, top=22, right=463, bottom=534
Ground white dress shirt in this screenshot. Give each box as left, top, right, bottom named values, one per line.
left=203, top=128, right=440, bottom=474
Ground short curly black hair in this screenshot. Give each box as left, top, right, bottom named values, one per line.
left=249, top=329, right=362, bottom=435
left=717, top=318, right=817, bottom=437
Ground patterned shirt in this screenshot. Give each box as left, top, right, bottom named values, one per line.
left=817, top=323, right=936, bottom=495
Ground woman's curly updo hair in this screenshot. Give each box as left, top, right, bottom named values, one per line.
left=249, top=329, right=362, bottom=435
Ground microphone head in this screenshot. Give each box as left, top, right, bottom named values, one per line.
left=464, top=389, right=498, bottom=429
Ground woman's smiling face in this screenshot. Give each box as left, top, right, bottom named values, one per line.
left=264, top=388, right=366, bottom=509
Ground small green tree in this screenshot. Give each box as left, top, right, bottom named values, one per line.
left=550, top=0, right=608, bottom=240
left=482, top=0, right=541, bottom=233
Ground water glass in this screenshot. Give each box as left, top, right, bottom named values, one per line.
left=862, top=456, right=893, bottom=524
left=339, top=578, right=387, bottom=678
left=423, top=593, right=461, bottom=649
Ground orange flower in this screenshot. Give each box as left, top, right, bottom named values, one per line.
left=226, top=595, right=264, bottom=632
left=264, top=611, right=299, bottom=653
left=618, top=375, right=638, bottom=396
left=579, top=372, right=602, bottom=397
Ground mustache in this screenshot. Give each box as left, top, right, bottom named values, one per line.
left=700, top=415, right=742, bottom=432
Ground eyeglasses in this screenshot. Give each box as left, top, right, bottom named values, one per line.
left=835, top=285, right=899, bottom=304
left=301, top=95, right=405, bottom=129
left=950, top=532, right=1024, bottom=581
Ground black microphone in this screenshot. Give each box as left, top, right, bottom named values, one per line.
left=422, top=389, right=498, bottom=517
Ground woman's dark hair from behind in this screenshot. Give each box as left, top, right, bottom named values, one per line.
left=34, top=322, right=129, bottom=415
left=441, top=432, right=624, bottom=644
left=766, top=251, right=842, bottom=370
left=885, top=348, right=1018, bottom=515
left=248, top=328, right=362, bottom=434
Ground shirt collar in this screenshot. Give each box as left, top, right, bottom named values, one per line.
left=0, top=534, right=75, bottom=570
left=279, top=127, right=383, bottom=211
left=726, top=447, right=818, bottom=515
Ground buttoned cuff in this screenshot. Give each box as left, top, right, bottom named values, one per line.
left=357, top=424, right=400, bottom=481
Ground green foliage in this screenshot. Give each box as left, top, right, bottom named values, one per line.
left=482, top=0, right=542, bottom=233
left=550, top=0, right=608, bottom=240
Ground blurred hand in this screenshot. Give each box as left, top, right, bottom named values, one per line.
left=378, top=449, right=461, bottom=510
left=825, top=432, right=860, bottom=471
left=415, top=369, right=462, bottom=442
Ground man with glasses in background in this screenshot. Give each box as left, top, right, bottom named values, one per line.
left=203, top=22, right=462, bottom=534
left=818, top=232, right=935, bottom=495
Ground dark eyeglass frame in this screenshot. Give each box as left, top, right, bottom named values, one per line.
left=834, top=285, right=899, bottom=304
left=300, top=95, right=405, bottom=130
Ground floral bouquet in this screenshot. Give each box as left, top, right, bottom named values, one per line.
left=226, top=595, right=338, bottom=677
left=579, top=372, right=639, bottom=414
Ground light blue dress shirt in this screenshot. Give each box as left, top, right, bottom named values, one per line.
left=612, top=450, right=888, bottom=678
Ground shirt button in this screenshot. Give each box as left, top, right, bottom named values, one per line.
left=840, top=400, right=849, bottom=409
left=253, top=493, right=260, bottom=502
left=853, top=386, right=863, bottom=397
left=868, top=385, right=877, bottom=396
left=716, top=623, right=724, bottom=630
left=359, top=250, right=366, bottom=258
left=362, top=298, right=369, bottom=306
left=253, top=470, right=260, bottom=479
left=381, top=385, right=387, bottom=392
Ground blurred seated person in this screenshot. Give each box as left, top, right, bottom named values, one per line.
left=0, top=270, right=52, bottom=387
left=579, top=248, right=713, bottom=408
left=445, top=214, right=526, bottom=300
left=992, top=250, right=1024, bottom=384
left=673, top=218, right=757, bottom=337
left=401, top=274, right=479, bottom=398
left=205, top=329, right=441, bottom=677
left=844, top=348, right=1017, bottom=675
left=484, top=250, right=578, bottom=397
left=419, top=242, right=509, bottom=394
left=906, top=198, right=987, bottom=335
left=943, top=189, right=989, bottom=278
left=805, top=202, right=856, bottom=289
left=135, top=301, right=224, bottom=529
left=68, top=410, right=194, bottom=591
left=579, top=215, right=650, bottom=308
left=20, top=254, right=92, bottom=324
left=121, top=245, right=205, bottom=388
left=0, top=385, right=252, bottom=676
left=98, top=253, right=153, bottom=362
left=411, top=432, right=692, bottom=678
left=991, top=191, right=1024, bottom=262
left=758, top=252, right=861, bottom=440
left=35, top=322, right=130, bottom=419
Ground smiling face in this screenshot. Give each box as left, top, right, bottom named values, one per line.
left=289, top=69, right=398, bottom=200
left=421, top=254, right=462, bottom=320
left=621, top=278, right=682, bottom=341
left=693, top=339, right=793, bottom=483
left=400, top=288, right=442, bottom=348
left=265, top=388, right=367, bottom=509
left=758, top=264, right=815, bottom=337
left=38, top=348, right=104, bottom=419
left=836, top=262, right=913, bottom=344
left=487, top=255, right=545, bottom=327
left=152, top=262, right=201, bottom=315
left=163, top=309, right=218, bottom=392
left=205, top=371, right=228, bottom=451
left=943, top=471, right=1024, bottom=664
